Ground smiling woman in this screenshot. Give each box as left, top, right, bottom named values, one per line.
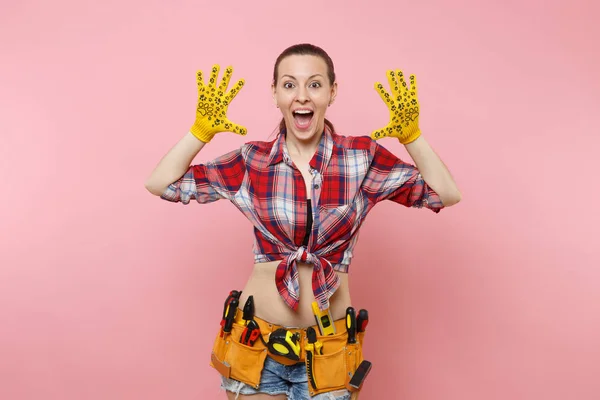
left=272, top=52, right=337, bottom=160
left=145, top=43, right=461, bottom=400
left=272, top=45, right=338, bottom=151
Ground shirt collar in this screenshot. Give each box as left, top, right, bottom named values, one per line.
left=267, top=126, right=335, bottom=174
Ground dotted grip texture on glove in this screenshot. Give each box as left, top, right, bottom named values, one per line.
left=371, top=70, right=421, bottom=145
left=190, top=65, right=247, bottom=143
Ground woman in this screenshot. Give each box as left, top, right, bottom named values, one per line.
left=145, top=44, right=461, bottom=400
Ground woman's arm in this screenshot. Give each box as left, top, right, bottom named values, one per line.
left=145, top=65, right=247, bottom=196
left=404, top=135, right=461, bottom=207
left=144, top=132, right=206, bottom=196
left=370, top=70, right=461, bottom=207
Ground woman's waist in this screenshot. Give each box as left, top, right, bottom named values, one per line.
left=238, top=260, right=351, bottom=328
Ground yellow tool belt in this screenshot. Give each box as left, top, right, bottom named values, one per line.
left=210, top=308, right=367, bottom=396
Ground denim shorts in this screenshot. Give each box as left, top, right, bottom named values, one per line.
left=220, top=355, right=352, bottom=399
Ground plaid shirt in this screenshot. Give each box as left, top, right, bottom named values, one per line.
left=161, top=128, right=443, bottom=311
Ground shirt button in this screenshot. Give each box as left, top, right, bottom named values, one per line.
left=314, top=184, right=320, bottom=189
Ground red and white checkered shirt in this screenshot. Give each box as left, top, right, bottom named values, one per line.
left=162, top=128, right=443, bottom=311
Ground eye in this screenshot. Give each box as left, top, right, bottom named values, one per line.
left=309, top=81, right=321, bottom=88
left=283, top=82, right=295, bottom=89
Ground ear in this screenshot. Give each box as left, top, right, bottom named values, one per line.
left=271, top=83, right=278, bottom=107
left=329, top=82, right=338, bottom=106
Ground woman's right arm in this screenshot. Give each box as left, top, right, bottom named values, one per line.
left=144, top=132, right=206, bottom=196
left=145, top=65, right=247, bottom=197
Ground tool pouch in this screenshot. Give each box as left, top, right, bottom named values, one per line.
left=305, top=330, right=367, bottom=397
left=210, top=323, right=269, bottom=389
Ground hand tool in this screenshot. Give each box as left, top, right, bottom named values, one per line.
left=223, top=297, right=238, bottom=334
left=306, top=326, right=323, bottom=355
left=221, top=290, right=241, bottom=322
left=356, top=309, right=369, bottom=333
left=348, top=360, right=372, bottom=390
left=220, top=290, right=241, bottom=335
left=242, top=295, right=254, bottom=325
left=345, top=307, right=357, bottom=344
left=305, top=328, right=318, bottom=390
left=266, top=328, right=301, bottom=361
left=311, top=301, right=336, bottom=336
left=240, top=319, right=261, bottom=346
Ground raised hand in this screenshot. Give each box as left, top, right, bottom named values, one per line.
left=190, top=65, right=247, bottom=143
left=371, top=70, right=421, bottom=144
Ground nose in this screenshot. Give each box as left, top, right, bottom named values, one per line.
left=296, top=86, right=309, bottom=103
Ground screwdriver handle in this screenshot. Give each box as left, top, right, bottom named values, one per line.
left=346, top=307, right=357, bottom=344
left=222, top=290, right=241, bottom=319
left=223, top=298, right=238, bottom=333
left=356, top=309, right=369, bottom=333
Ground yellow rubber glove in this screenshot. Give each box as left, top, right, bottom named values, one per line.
left=190, top=65, right=247, bottom=143
left=371, top=70, right=421, bottom=144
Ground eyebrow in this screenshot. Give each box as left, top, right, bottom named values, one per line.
left=281, top=74, right=324, bottom=80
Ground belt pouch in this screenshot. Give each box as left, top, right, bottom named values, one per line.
left=306, top=330, right=366, bottom=397
left=210, top=323, right=269, bottom=389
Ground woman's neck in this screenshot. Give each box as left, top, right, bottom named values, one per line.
left=285, top=130, right=323, bottom=160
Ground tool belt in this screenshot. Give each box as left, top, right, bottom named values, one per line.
left=210, top=294, right=369, bottom=396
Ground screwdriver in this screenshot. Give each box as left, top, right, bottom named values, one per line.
left=220, top=290, right=241, bottom=335
left=345, top=307, right=357, bottom=344
left=356, top=309, right=369, bottom=333
left=222, top=290, right=241, bottom=322
left=223, top=298, right=239, bottom=334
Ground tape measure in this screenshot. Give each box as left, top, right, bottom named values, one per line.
left=267, top=328, right=301, bottom=361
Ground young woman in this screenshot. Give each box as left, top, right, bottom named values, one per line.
left=145, top=44, right=461, bottom=400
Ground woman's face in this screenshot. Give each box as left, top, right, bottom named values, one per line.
left=272, top=55, right=337, bottom=142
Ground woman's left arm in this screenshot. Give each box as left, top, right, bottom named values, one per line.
left=371, top=69, right=461, bottom=207
left=404, top=135, right=461, bottom=207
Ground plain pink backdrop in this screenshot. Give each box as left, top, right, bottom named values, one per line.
left=1, top=0, right=599, bottom=399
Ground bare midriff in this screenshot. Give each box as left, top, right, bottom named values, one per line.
left=238, top=260, right=351, bottom=328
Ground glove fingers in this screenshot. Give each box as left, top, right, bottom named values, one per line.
left=374, top=82, right=393, bottom=110
left=396, top=70, right=408, bottom=97
left=218, top=66, right=234, bottom=94
left=224, top=119, right=248, bottom=136
left=192, top=64, right=246, bottom=142
left=409, top=74, right=418, bottom=96
left=370, top=126, right=393, bottom=140
left=208, top=64, right=220, bottom=88
left=196, top=70, right=205, bottom=90
left=386, top=70, right=399, bottom=98
left=370, top=129, right=384, bottom=140
left=225, top=79, right=245, bottom=104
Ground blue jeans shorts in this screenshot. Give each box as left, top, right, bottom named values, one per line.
left=220, top=355, right=352, bottom=399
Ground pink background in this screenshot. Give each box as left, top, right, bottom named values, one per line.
left=1, top=0, right=599, bottom=399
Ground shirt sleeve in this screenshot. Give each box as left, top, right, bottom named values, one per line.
left=160, top=147, right=246, bottom=204
left=363, top=141, right=444, bottom=213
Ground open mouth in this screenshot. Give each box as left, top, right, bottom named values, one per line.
left=292, top=110, right=314, bottom=130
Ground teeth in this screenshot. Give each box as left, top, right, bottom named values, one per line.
left=294, top=110, right=312, bottom=114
